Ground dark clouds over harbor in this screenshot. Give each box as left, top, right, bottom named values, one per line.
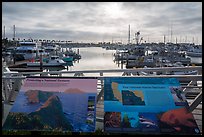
left=2, top=2, right=202, bottom=44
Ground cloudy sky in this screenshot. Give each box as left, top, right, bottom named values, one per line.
left=2, top=2, right=202, bottom=44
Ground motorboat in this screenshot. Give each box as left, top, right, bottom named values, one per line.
left=59, top=53, right=74, bottom=62
left=43, top=54, right=73, bottom=62
left=64, top=49, right=81, bottom=60
left=186, top=50, right=202, bottom=57
left=27, top=56, right=66, bottom=67
left=186, top=46, right=202, bottom=57
left=14, top=41, right=39, bottom=61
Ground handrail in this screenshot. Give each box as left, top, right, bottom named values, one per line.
left=2, top=67, right=202, bottom=111
left=2, top=75, right=203, bottom=81
left=3, top=66, right=202, bottom=76
left=2, top=71, right=202, bottom=132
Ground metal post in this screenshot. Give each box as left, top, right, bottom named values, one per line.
left=40, top=54, right=43, bottom=71
left=77, top=48, right=79, bottom=54
left=121, top=53, right=123, bottom=69
left=188, top=92, right=202, bottom=112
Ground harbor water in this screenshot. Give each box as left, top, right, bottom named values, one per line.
left=45, top=47, right=124, bottom=76
left=67, top=47, right=119, bottom=71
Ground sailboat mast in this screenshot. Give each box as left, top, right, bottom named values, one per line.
left=3, top=25, right=6, bottom=39
left=13, top=25, right=16, bottom=41
left=164, top=35, right=166, bottom=44
left=128, top=24, right=130, bottom=44
left=170, top=22, right=173, bottom=43
left=176, top=37, right=177, bottom=44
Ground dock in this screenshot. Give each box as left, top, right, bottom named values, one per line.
left=9, top=67, right=43, bottom=72
left=7, top=60, right=43, bottom=72
left=8, top=60, right=29, bottom=68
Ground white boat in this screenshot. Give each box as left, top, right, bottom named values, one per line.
left=27, top=56, right=66, bottom=67
left=186, top=51, right=202, bottom=57
left=15, top=41, right=40, bottom=60
left=38, top=48, right=50, bottom=57
left=44, top=43, right=60, bottom=55
left=186, top=47, right=202, bottom=57
left=2, top=60, right=18, bottom=76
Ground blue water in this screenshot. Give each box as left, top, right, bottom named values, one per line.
left=121, top=112, right=139, bottom=128
left=56, top=92, right=96, bottom=131
left=11, top=92, right=42, bottom=113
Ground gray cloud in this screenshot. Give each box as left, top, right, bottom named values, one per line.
left=2, top=2, right=202, bottom=44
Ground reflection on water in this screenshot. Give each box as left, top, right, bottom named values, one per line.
left=45, top=47, right=123, bottom=76
left=188, top=56, right=202, bottom=64
left=69, top=47, right=120, bottom=71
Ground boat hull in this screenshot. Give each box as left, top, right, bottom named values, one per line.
left=62, top=57, right=73, bottom=62
left=27, top=62, right=65, bottom=67
left=186, top=52, right=202, bottom=57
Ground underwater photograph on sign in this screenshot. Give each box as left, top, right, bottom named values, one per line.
left=104, top=77, right=200, bottom=135
left=2, top=77, right=98, bottom=132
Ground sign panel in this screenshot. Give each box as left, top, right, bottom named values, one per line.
left=104, top=77, right=200, bottom=135
left=3, top=77, right=98, bottom=132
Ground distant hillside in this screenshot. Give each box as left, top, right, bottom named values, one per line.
left=64, top=88, right=85, bottom=94
left=25, top=90, right=54, bottom=103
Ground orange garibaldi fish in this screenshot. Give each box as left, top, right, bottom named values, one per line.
left=160, top=107, right=197, bottom=131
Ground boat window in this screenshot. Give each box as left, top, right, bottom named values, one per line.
left=27, top=50, right=33, bottom=53
left=20, top=43, right=36, bottom=46
left=16, top=50, right=25, bottom=53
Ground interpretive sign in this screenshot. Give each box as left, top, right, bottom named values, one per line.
left=104, top=77, right=200, bottom=135
left=3, top=77, right=98, bottom=132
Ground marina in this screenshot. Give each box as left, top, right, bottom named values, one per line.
left=2, top=44, right=202, bottom=134
left=2, top=1, right=202, bottom=135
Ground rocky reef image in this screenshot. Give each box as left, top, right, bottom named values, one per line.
left=3, top=90, right=73, bottom=131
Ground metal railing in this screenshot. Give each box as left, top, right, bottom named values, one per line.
left=2, top=66, right=202, bottom=129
